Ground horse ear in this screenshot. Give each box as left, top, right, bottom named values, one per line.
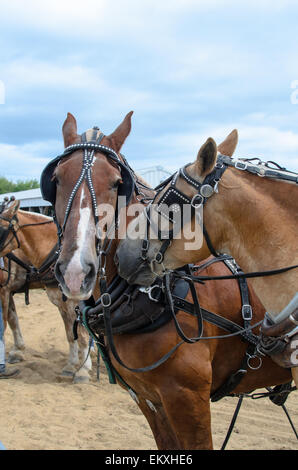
left=62, top=113, right=78, bottom=148
left=195, top=138, right=217, bottom=177
left=107, top=111, right=133, bottom=152
left=6, top=199, right=20, bottom=215
left=217, top=129, right=238, bottom=157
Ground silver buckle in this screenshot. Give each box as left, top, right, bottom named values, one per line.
left=242, top=304, right=253, bottom=321
left=235, top=161, right=247, bottom=171
left=101, top=293, right=112, bottom=308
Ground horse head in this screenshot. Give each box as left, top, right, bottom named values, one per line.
left=0, top=198, right=21, bottom=255
left=115, top=129, right=238, bottom=285
left=41, top=111, right=136, bottom=300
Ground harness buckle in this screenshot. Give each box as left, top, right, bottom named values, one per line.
left=242, top=304, right=253, bottom=321
left=235, top=161, right=247, bottom=171
left=141, top=239, right=149, bottom=250
left=101, top=292, right=112, bottom=308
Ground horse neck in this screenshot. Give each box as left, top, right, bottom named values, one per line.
left=207, top=168, right=298, bottom=316
left=16, top=210, right=57, bottom=269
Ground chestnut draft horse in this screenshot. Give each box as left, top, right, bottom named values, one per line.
left=40, top=112, right=293, bottom=450
left=0, top=201, right=92, bottom=383
left=116, top=134, right=298, bottom=389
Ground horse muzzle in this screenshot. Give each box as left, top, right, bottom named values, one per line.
left=55, top=258, right=97, bottom=300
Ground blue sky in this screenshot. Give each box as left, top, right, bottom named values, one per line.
left=1, top=0, right=298, bottom=181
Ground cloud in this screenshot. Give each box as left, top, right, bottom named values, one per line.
left=3, top=61, right=106, bottom=91
left=0, top=140, right=61, bottom=180
left=140, top=122, right=298, bottom=172
left=0, top=1, right=298, bottom=182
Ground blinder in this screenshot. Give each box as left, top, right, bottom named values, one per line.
left=40, top=150, right=135, bottom=207
left=0, top=225, right=10, bottom=249
left=0, top=214, right=20, bottom=251
left=40, top=142, right=135, bottom=206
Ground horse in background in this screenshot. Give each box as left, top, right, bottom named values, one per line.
left=0, top=201, right=92, bottom=383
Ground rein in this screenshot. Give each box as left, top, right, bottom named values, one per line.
left=177, top=262, right=298, bottom=282
left=82, top=251, right=263, bottom=376
left=0, top=206, right=58, bottom=297
left=45, top=134, right=263, bottom=373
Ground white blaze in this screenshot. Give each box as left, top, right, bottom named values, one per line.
left=63, top=187, right=94, bottom=295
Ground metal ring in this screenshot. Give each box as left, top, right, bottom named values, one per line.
left=191, top=194, right=203, bottom=208
left=155, top=251, right=164, bottom=264
left=247, top=355, right=263, bottom=370
left=101, top=293, right=112, bottom=308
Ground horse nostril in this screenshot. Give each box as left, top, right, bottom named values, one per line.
left=55, top=261, right=68, bottom=287
left=55, top=261, right=63, bottom=281
left=114, top=253, right=119, bottom=266
left=84, top=263, right=96, bottom=286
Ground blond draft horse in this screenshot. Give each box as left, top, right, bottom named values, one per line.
left=41, top=112, right=293, bottom=450
left=116, top=133, right=298, bottom=388
left=0, top=203, right=92, bottom=383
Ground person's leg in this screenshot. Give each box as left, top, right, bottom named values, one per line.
left=0, top=304, right=5, bottom=373
left=0, top=301, right=19, bottom=379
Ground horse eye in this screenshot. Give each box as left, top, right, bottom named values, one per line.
left=111, top=179, right=122, bottom=190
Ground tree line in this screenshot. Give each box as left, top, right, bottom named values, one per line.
left=0, top=176, right=39, bottom=194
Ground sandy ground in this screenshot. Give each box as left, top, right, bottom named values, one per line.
left=0, top=289, right=297, bottom=451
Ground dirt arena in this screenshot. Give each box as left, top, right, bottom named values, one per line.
left=0, top=289, right=297, bottom=450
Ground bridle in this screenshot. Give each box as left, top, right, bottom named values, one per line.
left=140, top=154, right=298, bottom=269
left=40, top=128, right=136, bottom=257
left=0, top=205, right=52, bottom=253
left=140, top=153, right=228, bottom=266
left=0, top=212, right=21, bottom=251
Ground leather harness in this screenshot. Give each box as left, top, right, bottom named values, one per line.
left=39, top=132, right=296, bottom=405
left=0, top=199, right=59, bottom=302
